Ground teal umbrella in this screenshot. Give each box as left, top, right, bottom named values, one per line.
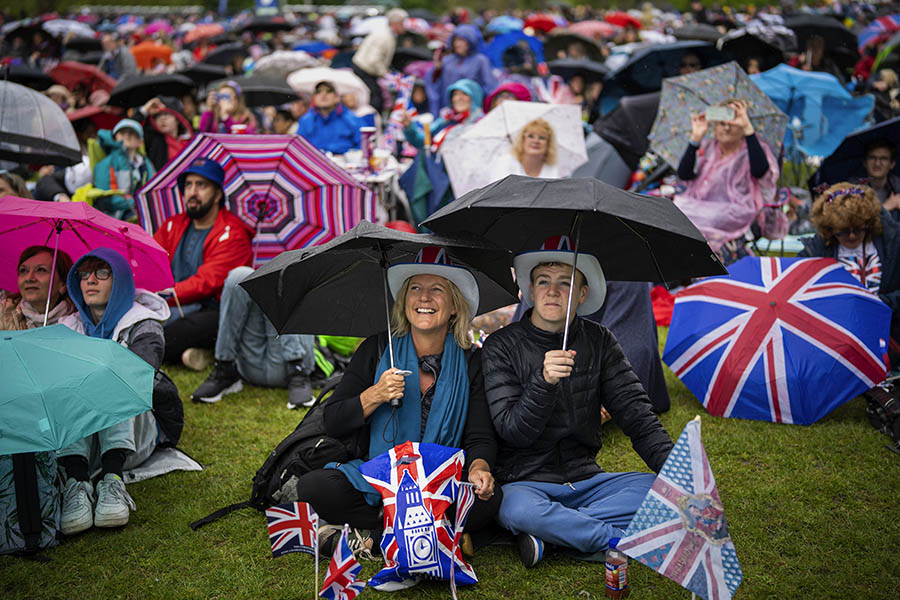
left=0, top=325, right=154, bottom=455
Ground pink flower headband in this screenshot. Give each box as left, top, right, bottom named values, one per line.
left=824, top=186, right=866, bottom=204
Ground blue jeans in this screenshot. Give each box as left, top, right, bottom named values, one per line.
left=498, top=471, right=655, bottom=553
left=216, top=267, right=314, bottom=387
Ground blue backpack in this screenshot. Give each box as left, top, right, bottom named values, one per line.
left=0, top=452, right=61, bottom=555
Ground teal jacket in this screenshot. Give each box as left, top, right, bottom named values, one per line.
left=92, top=129, right=156, bottom=219
left=403, top=78, right=484, bottom=150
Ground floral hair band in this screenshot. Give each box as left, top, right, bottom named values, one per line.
left=824, top=186, right=866, bottom=204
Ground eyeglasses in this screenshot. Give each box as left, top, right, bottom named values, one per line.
left=834, top=227, right=867, bottom=238
left=866, top=154, right=893, bottom=163
left=77, top=268, right=112, bottom=280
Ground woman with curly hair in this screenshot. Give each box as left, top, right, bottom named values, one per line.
left=800, top=182, right=900, bottom=360
left=489, top=118, right=559, bottom=180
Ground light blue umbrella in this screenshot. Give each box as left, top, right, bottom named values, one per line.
left=750, top=64, right=874, bottom=159
left=0, top=325, right=154, bottom=455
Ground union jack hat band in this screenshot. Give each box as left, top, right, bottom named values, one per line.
left=513, top=235, right=607, bottom=315
left=387, top=246, right=480, bottom=323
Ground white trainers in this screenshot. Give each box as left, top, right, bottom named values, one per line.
left=60, top=478, right=94, bottom=536
left=94, top=474, right=136, bottom=528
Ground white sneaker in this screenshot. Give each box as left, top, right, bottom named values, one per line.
left=372, top=577, right=420, bottom=592
left=94, top=474, right=136, bottom=528
left=60, top=478, right=94, bottom=536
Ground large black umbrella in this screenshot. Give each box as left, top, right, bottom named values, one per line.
left=422, top=175, right=725, bottom=284
left=0, top=81, right=81, bottom=166
left=239, top=220, right=518, bottom=340
left=544, top=32, right=606, bottom=62
left=211, top=75, right=298, bottom=107
left=238, top=17, right=295, bottom=34
left=808, top=116, right=900, bottom=191
left=391, top=46, right=432, bottom=72
left=201, top=42, right=248, bottom=67
left=548, top=58, right=609, bottom=83
left=594, top=91, right=660, bottom=170
left=717, top=25, right=796, bottom=72
left=108, top=73, right=194, bottom=108
left=784, top=14, right=857, bottom=54
left=672, top=23, right=724, bottom=43
left=604, top=41, right=729, bottom=95
left=61, top=50, right=104, bottom=65
left=0, top=64, right=55, bottom=91
left=64, top=36, right=103, bottom=53
left=177, top=63, right=229, bottom=85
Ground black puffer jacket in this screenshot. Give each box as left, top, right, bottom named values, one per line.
left=482, top=311, right=673, bottom=485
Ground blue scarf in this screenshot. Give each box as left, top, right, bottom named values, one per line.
left=331, top=332, right=469, bottom=505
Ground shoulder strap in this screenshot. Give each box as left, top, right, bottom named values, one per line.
left=12, top=453, right=42, bottom=553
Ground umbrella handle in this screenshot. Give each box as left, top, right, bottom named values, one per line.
left=562, top=214, right=583, bottom=351
left=44, top=221, right=63, bottom=327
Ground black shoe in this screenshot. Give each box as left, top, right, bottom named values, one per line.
left=191, top=360, right=243, bottom=403
left=286, top=361, right=314, bottom=409
left=516, top=532, right=544, bottom=568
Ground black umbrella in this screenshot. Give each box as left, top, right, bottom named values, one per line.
left=672, top=23, right=724, bottom=43
left=238, top=221, right=518, bottom=348
left=594, top=91, right=660, bottom=170
left=391, top=46, right=432, bottom=72
left=548, top=58, right=609, bottom=83
left=201, top=42, right=248, bottom=67
left=397, top=31, right=428, bottom=48
left=604, top=41, right=729, bottom=95
left=61, top=50, right=104, bottom=65
left=544, top=32, right=606, bottom=62
left=808, top=116, right=900, bottom=191
left=177, top=63, right=229, bottom=85
left=784, top=14, right=857, bottom=55
left=238, top=17, right=295, bottom=34
left=108, top=74, right=194, bottom=108
left=211, top=75, right=298, bottom=107
left=717, top=25, right=796, bottom=72
left=65, top=36, right=102, bottom=53
left=0, top=81, right=81, bottom=166
left=0, top=64, right=55, bottom=91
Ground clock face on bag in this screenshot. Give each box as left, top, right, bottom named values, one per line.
left=412, top=536, right=433, bottom=561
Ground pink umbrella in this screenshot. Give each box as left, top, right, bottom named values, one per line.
left=0, top=196, right=174, bottom=296
left=568, top=20, right=621, bottom=40
left=144, top=19, right=174, bottom=37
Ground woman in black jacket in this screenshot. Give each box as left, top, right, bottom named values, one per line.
left=294, top=248, right=500, bottom=584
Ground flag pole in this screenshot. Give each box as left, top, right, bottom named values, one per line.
left=314, top=518, right=319, bottom=600
left=562, top=213, right=583, bottom=351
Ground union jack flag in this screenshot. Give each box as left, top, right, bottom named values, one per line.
left=663, top=257, right=890, bottom=425
left=359, top=441, right=477, bottom=590
left=618, top=417, right=742, bottom=600
left=380, top=73, right=417, bottom=154
left=265, top=501, right=319, bottom=558
left=531, top=75, right=574, bottom=105
left=319, top=527, right=366, bottom=600
left=449, top=482, right=476, bottom=600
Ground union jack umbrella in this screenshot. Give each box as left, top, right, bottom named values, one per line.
left=135, top=134, right=374, bottom=267
left=664, top=257, right=891, bottom=425
left=857, top=14, right=900, bottom=52
left=319, top=526, right=367, bottom=600
left=359, top=441, right=477, bottom=590
left=265, top=501, right=319, bottom=558
left=618, top=416, right=742, bottom=600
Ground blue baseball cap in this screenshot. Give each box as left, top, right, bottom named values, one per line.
left=177, top=157, right=226, bottom=197
left=112, top=118, right=143, bottom=141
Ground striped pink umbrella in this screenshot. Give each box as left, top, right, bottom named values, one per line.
left=135, top=134, right=375, bottom=266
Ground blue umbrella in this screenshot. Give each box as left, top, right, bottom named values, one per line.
left=484, top=31, right=544, bottom=69
left=486, top=16, right=524, bottom=35
left=751, top=64, right=874, bottom=159
left=0, top=325, right=154, bottom=454
left=663, top=257, right=890, bottom=425
left=808, top=116, right=900, bottom=191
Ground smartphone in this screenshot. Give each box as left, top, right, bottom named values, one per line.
left=705, top=105, right=735, bottom=122
left=394, top=369, right=413, bottom=376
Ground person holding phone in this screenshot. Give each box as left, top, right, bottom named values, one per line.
left=673, top=99, right=779, bottom=264
left=292, top=248, right=500, bottom=585
left=198, top=81, right=258, bottom=135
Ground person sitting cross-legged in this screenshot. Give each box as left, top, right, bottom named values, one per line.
left=481, top=236, right=674, bottom=567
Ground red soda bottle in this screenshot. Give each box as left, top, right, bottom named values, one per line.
left=605, top=537, right=629, bottom=598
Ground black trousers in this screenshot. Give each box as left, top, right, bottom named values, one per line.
left=352, top=64, right=385, bottom=115
left=296, top=468, right=502, bottom=534
left=163, top=308, right=219, bottom=363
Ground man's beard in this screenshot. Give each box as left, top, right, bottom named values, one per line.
left=185, top=197, right=215, bottom=219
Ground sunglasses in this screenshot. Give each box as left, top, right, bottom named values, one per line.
left=834, top=228, right=867, bottom=238
left=77, top=268, right=112, bottom=280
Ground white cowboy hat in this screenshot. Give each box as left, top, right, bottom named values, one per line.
left=387, top=246, right=480, bottom=322
left=513, top=235, right=607, bottom=315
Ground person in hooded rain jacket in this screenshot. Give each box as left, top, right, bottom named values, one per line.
left=92, top=119, right=156, bottom=221
left=426, top=25, right=497, bottom=115
left=135, top=96, right=195, bottom=172
left=57, top=247, right=170, bottom=537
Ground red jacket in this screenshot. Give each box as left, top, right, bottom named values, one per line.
left=154, top=208, right=253, bottom=306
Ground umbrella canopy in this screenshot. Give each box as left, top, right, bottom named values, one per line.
left=175, top=63, right=229, bottom=84
left=648, top=61, right=788, bottom=169
left=0, top=81, right=81, bottom=167
left=567, top=20, right=620, bottom=40
left=422, top=175, right=726, bottom=283
left=201, top=42, right=247, bottom=67
left=663, top=257, right=890, bottom=425
left=858, top=14, right=900, bottom=52
left=0, top=64, right=55, bottom=91
left=808, top=116, right=900, bottom=190
left=543, top=32, right=605, bottom=62
left=441, top=101, right=588, bottom=199
left=717, top=24, right=796, bottom=72
left=672, top=23, right=723, bottom=43
left=784, top=14, right=857, bottom=56
left=238, top=220, right=519, bottom=336
left=67, top=105, right=123, bottom=131
left=0, top=196, right=175, bottom=292
left=42, top=19, right=95, bottom=39
left=239, top=16, right=294, bottom=34
left=252, top=50, right=320, bottom=79
left=0, top=325, right=154, bottom=455
left=211, top=75, right=298, bottom=107
left=485, top=31, right=546, bottom=69
left=135, top=134, right=374, bottom=266
left=49, top=61, right=117, bottom=95
left=548, top=57, right=609, bottom=83
left=108, top=73, right=194, bottom=108
left=524, top=14, right=565, bottom=34
left=287, top=67, right=370, bottom=108
left=487, top=16, right=525, bottom=35
left=571, top=132, right=632, bottom=189
left=391, top=47, right=432, bottom=72
left=144, top=19, right=174, bottom=37
left=594, top=91, right=660, bottom=170
left=750, top=64, right=874, bottom=158
left=184, top=23, right=225, bottom=44
left=130, top=40, right=173, bottom=70
left=65, top=36, right=102, bottom=53
left=62, top=50, right=104, bottom=65
left=604, top=41, right=729, bottom=95
left=604, top=12, right=642, bottom=29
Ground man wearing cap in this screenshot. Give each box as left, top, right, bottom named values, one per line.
left=351, top=8, right=408, bottom=114
left=152, top=158, right=253, bottom=369
left=92, top=119, right=156, bottom=221
left=481, top=236, right=673, bottom=568
left=297, top=81, right=363, bottom=155
left=98, top=32, right=137, bottom=80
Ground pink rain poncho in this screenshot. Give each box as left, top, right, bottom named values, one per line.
left=673, top=137, right=779, bottom=252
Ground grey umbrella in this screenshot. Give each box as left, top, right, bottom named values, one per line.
left=0, top=81, right=81, bottom=166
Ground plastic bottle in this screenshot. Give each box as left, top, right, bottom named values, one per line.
left=605, top=537, right=629, bottom=599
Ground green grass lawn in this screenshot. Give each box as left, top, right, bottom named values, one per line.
left=3, top=329, right=900, bottom=599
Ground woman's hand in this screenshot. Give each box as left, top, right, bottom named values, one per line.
left=360, top=368, right=406, bottom=417
left=689, top=111, right=708, bottom=144
left=142, top=97, right=164, bottom=115
left=398, top=110, right=412, bottom=127
left=467, top=459, right=495, bottom=501
left=729, top=99, right=754, bottom=136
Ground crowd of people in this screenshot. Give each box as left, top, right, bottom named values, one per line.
left=2, top=0, right=900, bottom=588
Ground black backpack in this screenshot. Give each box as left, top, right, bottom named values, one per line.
left=863, top=382, right=900, bottom=455
left=189, top=379, right=361, bottom=530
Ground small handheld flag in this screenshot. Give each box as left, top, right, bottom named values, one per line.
left=319, top=525, right=367, bottom=600
left=265, top=501, right=319, bottom=558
